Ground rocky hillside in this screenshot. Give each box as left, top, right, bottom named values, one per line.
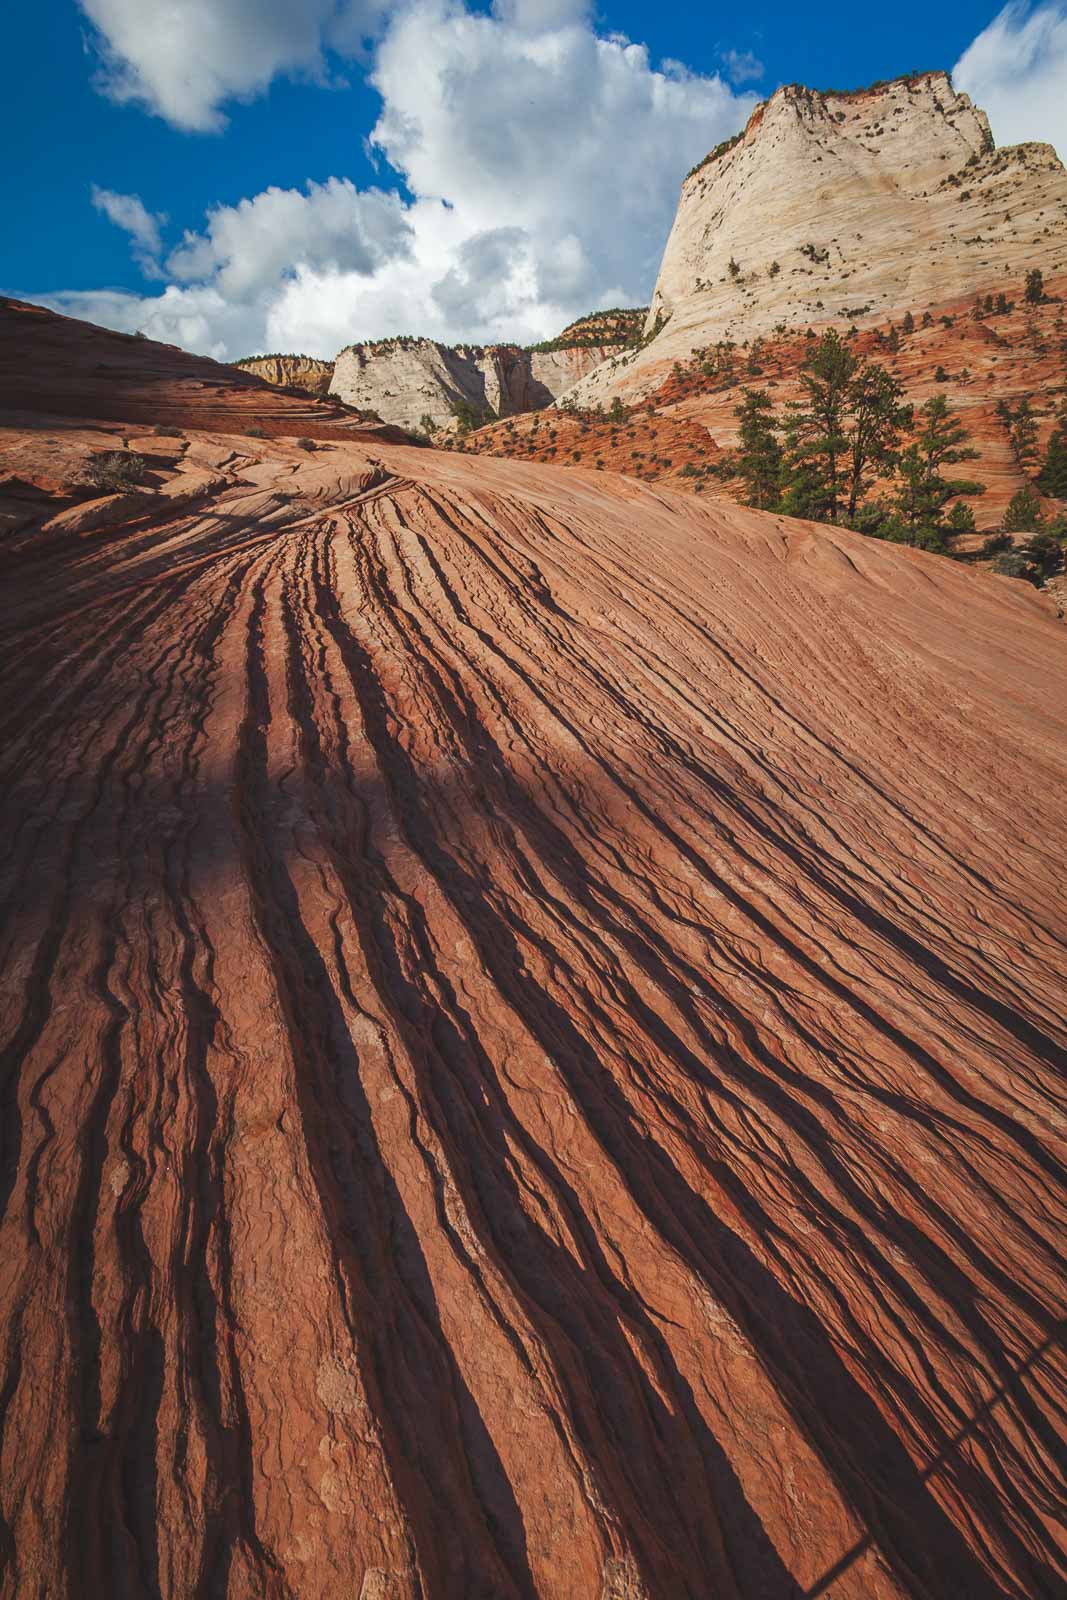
left=2, top=304, right=1067, bottom=1599
left=232, top=352, right=335, bottom=396
left=565, top=71, right=1067, bottom=409
left=462, top=268, right=1067, bottom=533
left=0, top=297, right=406, bottom=445
left=329, top=325, right=638, bottom=432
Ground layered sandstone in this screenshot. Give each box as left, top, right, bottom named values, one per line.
left=0, top=297, right=409, bottom=444
left=566, top=71, right=1067, bottom=408
left=329, top=335, right=628, bottom=431
left=1, top=305, right=1066, bottom=1599
left=233, top=353, right=335, bottom=396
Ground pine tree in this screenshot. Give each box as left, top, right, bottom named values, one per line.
left=843, top=362, right=912, bottom=524
left=1010, top=398, right=1040, bottom=470
left=733, top=389, right=783, bottom=509
left=780, top=330, right=855, bottom=522
left=1025, top=268, right=1045, bottom=305
left=894, top=395, right=983, bottom=543
left=946, top=500, right=977, bottom=533
left=1037, top=404, right=1067, bottom=498
left=1003, top=485, right=1045, bottom=532
left=902, top=310, right=915, bottom=334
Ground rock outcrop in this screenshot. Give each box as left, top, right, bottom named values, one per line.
left=329, top=334, right=630, bottom=432
left=0, top=297, right=409, bottom=444
left=233, top=353, right=335, bottom=396
left=566, top=71, right=1067, bottom=408
left=2, top=304, right=1067, bottom=1599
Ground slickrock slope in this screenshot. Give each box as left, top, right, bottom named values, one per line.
left=233, top=355, right=336, bottom=397
left=2, top=313, right=1067, bottom=1599
left=0, top=299, right=405, bottom=444
left=567, top=71, right=1067, bottom=409
left=329, top=334, right=630, bottom=432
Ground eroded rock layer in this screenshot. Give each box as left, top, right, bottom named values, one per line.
left=1, top=312, right=1067, bottom=1599
left=566, top=71, right=1067, bottom=409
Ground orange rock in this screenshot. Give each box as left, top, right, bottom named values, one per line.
left=0, top=296, right=1065, bottom=1600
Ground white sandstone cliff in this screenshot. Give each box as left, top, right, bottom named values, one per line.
left=564, top=72, right=1067, bottom=408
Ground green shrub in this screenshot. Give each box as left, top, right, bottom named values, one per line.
left=246, top=427, right=268, bottom=439
left=153, top=424, right=182, bottom=437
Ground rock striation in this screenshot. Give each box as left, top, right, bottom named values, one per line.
left=233, top=354, right=336, bottom=397
left=566, top=71, right=1067, bottom=408
left=1, top=305, right=1066, bottom=1598
left=329, top=334, right=629, bottom=432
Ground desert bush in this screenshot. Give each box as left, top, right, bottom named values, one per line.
left=84, top=451, right=147, bottom=493
left=153, top=424, right=182, bottom=437
left=247, top=427, right=267, bottom=439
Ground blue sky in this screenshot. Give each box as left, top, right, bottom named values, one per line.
left=4, top=0, right=1065, bottom=358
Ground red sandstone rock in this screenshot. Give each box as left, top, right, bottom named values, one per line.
left=0, top=305, right=1066, bottom=1599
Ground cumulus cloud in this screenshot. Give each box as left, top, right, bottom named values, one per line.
left=43, top=0, right=756, bottom=358
left=954, top=2, right=1067, bottom=157
left=165, top=177, right=413, bottom=296
left=90, top=185, right=167, bottom=275
left=77, top=0, right=389, bottom=131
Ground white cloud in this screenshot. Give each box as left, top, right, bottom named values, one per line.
left=77, top=0, right=389, bottom=131
left=721, top=49, right=763, bottom=85
left=166, top=177, right=413, bottom=296
left=91, top=186, right=167, bottom=276
left=954, top=2, right=1067, bottom=158
left=41, top=0, right=756, bottom=358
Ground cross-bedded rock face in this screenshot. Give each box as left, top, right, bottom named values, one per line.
left=566, top=71, right=1067, bottom=408
left=1, top=300, right=1066, bottom=1599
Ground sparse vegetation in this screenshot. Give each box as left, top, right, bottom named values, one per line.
left=84, top=451, right=147, bottom=493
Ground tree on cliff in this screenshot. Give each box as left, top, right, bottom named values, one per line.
left=779, top=330, right=855, bottom=521
left=775, top=333, right=911, bottom=526
left=1024, top=268, right=1045, bottom=306
left=734, top=389, right=783, bottom=509
left=843, top=362, right=912, bottom=524
left=1037, top=403, right=1067, bottom=498
left=893, top=395, right=983, bottom=546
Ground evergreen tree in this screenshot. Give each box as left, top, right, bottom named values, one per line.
left=946, top=500, right=977, bottom=533
left=1003, top=485, right=1045, bottom=532
left=1025, top=268, right=1045, bottom=305
left=1037, top=403, right=1067, bottom=498
left=733, top=389, right=783, bottom=509
left=780, top=330, right=855, bottom=521
left=902, top=310, right=915, bottom=334
left=1010, top=398, right=1040, bottom=469
left=843, top=362, right=912, bottom=524
left=894, top=395, right=983, bottom=543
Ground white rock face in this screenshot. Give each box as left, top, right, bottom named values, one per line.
left=565, top=71, right=1067, bottom=407
left=233, top=356, right=334, bottom=396
left=329, top=340, right=620, bottom=432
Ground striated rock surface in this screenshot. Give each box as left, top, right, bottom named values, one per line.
left=329, top=335, right=628, bottom=432
left=566, top=71, right=1067, bottom=409
left=233, top=354, right=336, bottom=397
left=0, top=298, right=407, bottom=445
left=2, top=311, right=1067, bottom=1599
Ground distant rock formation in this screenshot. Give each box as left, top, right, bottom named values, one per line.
left=329, top=311, right=645, bottom=432
left=233, top=353, right=335, bottom=397
left=565, top=71, right=1067, bottom=408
